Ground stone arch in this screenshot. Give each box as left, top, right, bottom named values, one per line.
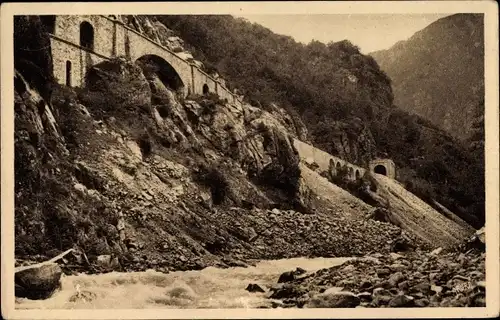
left=136, top=54, right=185, bottom=92
left=336, top=162, right=341, bottom=170
left=355, top=169, right=361, bottom=180
left=65, top=60, right=72, bottom=86
left=80, top=21, right=94, bottom=51
left=329, top=159, right=335, bottom=174
left=348, top=167, right=354, bottom=179
left=203, top=83, right=210, bottom=95
left=374, top=164, right=387, bottom=176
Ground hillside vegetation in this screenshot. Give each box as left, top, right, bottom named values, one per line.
left=371, top=14, right=484, bottom=141
left=156, top=15, right=484, bottom=228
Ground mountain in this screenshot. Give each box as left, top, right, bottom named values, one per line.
left=12, top=14, right=484, bottom=307
left=370, top=14, right=484, bottom=141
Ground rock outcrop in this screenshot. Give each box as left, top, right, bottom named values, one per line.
left=15, top=263, right=62, bottom=300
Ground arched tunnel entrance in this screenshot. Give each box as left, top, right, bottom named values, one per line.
left=136, top=55, right=185, bottom=94
left=374, top=165, right=387, bottom=176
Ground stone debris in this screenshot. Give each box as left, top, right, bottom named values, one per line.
left=267, top=250, right=485, bottom=308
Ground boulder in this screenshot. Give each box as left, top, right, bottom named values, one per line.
left=295, top=267, right=307, bottom=276
left=278, top=271, right=296, bottom=283
left=388, top=271, right=405, bottom=287
left=410, top=281, right=431, bottom=294
left=388, top=295, right=415, bottom=307
left=476, top=227, right=485, bottom=244
left=464, top=227, right=485, bottom=251
left=306, top=291, right=361, bottom=308
left=414, top=298, right=430, bottom=307
left=376, top=268, right=390, bottom=277
left=96, top=254, right=121, bottom=271
left=15, top=262, right=62, bottom=299
left=269, top=283, right=306, bottom=299
left=389, top=252, right=405, bottom=260
left=430, top=247, right=443, bottom=256
left=372, top=294, right=392, bottom=306
left=391, top=237, right=414, bottom=252
left=357, top=292, right=373, bottom=302
left=246, top=283, right=265, bottom=293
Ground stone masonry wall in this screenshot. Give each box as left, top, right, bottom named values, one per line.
left=369, top=159, right=396, bottom=179
left=50, top=38, right=107, bottom=87
left=293, top=139, right=366, bottom=180
left=54, top=15, right=116, bottom=58
left=50, top=15, right=244, bottom=109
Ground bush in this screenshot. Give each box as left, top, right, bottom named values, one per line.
left=404, top=178, right=436, bottom=203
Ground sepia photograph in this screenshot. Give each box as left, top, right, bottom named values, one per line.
left=1, top=1, right=498, bottom=319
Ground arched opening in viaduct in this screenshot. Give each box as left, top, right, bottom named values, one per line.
left=355, top=170, right=361, bottom=180
left=80, top=21, right=95, bottom=51
left=348, top=167, right=354, bottom=179
left=136, top=55, right=185, bottom=93
left=374, top=164, right=387, bottom=176
left=329, top=159, right=335, bottom=175
left=203, top=84, right=210, bottom=95
left=335, top=162, right=341, bottom=175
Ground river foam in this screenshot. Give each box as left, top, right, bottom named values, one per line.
left=15, top=257, right=349, bottom=309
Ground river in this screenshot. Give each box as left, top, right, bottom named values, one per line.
left=15, top=257, right=350, bottom=309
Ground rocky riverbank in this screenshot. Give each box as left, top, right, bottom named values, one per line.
left=267, top=248, right=485, bottom=308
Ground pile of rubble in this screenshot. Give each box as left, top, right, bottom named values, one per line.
left=266, top=248, right=485, bottom=308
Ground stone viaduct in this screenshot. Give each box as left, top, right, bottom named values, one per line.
left=43, top=15, right=243, bottom=106
left=293, top=139, right=396, bottom=181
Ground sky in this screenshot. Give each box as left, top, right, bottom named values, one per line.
left=235, top=14, right=451, bottom=53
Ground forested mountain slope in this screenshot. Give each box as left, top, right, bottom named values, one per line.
left=370, top=13, right=484, bottom=141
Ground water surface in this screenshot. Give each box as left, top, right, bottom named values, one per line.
left=15, top=257, right=350, bottom=309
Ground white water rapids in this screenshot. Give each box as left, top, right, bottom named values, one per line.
left=15, top=257, right=350, bottom=309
